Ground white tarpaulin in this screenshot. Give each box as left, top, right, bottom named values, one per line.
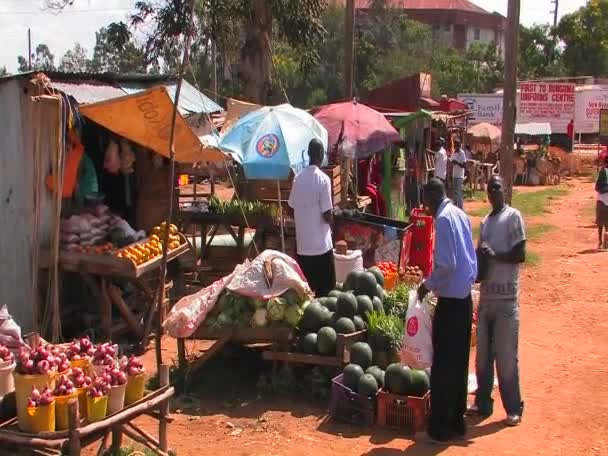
left=575, top=86, right=608, bottom=134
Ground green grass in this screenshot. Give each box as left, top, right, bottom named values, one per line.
left=526, top=223, right=555, bottom=241
left=525, top=251, right=541, bottom=266
left=468, top=187, right=569, bottom=217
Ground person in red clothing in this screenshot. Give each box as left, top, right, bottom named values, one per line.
left=567, top=119, right=575, bottom=152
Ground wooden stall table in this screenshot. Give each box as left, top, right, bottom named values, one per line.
left=0, top=365, right=174, bottom=456
left=41, top=242, right=190, bottom=347
left=468, top=160, right=495, bottom=191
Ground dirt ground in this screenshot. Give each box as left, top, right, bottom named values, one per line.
left=117, top=177, right=607, bottom=456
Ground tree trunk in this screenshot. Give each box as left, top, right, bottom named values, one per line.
left=240, top=0, right=273, bottom=104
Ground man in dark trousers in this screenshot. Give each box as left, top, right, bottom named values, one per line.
left=417, top=178, right=477, bottom=443
left=288, top=139, right=336, bottom=297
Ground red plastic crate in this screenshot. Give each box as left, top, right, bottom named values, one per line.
left=409, top=209, right=434, bottom=277
left=329, top=374, right=377, bottom=426
left=377, top=389, right=431, bottom=433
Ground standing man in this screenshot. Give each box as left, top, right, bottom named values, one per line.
left=469, top=175, right=526, bottom=426
left=433, top=138, right=448, bottom=185
left=595, top=155, right=608, bottom=249
left=288, top=139, right=336, bottom=297
left=567, top=119, right=575, bottom=152
left=417, top=178, right=477, bottom=443
left=451, top=139, right=467, bottom=210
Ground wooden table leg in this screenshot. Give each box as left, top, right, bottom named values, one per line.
left=111, top=426, right=123, bottom=453
left=68, top=398, right=81, bottom=456
left=107, top=284, right=144, bottom=339
left=177, top=338, right=187, bottom=370
left=100, top=278, right=112, bottom=341
left=159, top=364, right=170, bottom=453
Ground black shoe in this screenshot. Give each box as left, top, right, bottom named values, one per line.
left=452, top=421, right=467, bottom=437
left=466, top=403, right=492, bottom=417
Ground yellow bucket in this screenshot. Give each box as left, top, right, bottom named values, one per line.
left=75, top=387, right=88, bottom=419
left=86, top=395, right=108, bottom=423
left=70, top=357, right=91, bottom=374
left=125, top=374, right=145, bottom=405
left=15, top=372, right=55, bottom=431
left=25, top=402, right=56, bottom=433
left=55, top=391, right=78, bottom=430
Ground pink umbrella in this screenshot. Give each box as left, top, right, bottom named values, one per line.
left=313, top=100, right=401, bottom=159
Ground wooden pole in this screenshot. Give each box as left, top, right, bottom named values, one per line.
left=277, top=181, right=285, bottom=253
left=499, top=0, right=520, bottom=204
left=68, top=398, right=80, bottom=456
left=28, top=28, right=32, bottom=70
left=159, top=364, right=170, bottom=453
left=156, top=0, right=197, bottom=372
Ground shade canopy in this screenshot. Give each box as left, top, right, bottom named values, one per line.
left=313, top=101, right=401, bottom=159
left=468, top=122, right=502, bottom=141
left=80, top=86, right=226, bottom=164
left=219, top=104, right=328, bottom=180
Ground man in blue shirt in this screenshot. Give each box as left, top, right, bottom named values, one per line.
left=417, top=178, right=477, bottom=443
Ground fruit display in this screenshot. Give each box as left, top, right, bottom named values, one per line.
left=27, top=387, right=55, bottom=408
left=0, top=344, right=14, bottom=365
left=91, top=342, right=117, bottom=369
left=123, top=355, right=145, bottom=377
left=67, top=336, right=94, bottom=361
left=71, top=367, right=92, bottom=389
left=399, top=265, right=423, bottom=282
left=375, top=262, right=396, bottom=278
left=208, top=196, right=272, bottom=217
left=104, top=365, right=127, bottom=386
left=53, top=375, right=76, bottom=397
left=88, top=375, right=111, bottom=398
left=115, top=222, right=185, bottom=266
left=16, top=344, right=69, bottom=375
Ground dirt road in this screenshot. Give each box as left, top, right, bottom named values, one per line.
left=133, top=177, right=608, bottom=456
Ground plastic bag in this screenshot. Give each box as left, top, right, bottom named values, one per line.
left=0, top=305, right=25, bottom=348
left=400, top=290, right=433, bottom=369
left=333, top=249, right=363, bottom=284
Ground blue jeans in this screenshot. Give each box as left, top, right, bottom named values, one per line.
left=452, top=177, right=464, bottom=209
left=475, top=298, right=523, bottom=416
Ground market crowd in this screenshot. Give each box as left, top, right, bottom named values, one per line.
left=290, top=139, right=526, bottom=445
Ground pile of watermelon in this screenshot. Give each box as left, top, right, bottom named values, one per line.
left=296, top=267, right=387, bottom=357
left=341, top=361, right=431, bottom=398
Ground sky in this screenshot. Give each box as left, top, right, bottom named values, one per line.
left=0, top=0, right=590, bottom=73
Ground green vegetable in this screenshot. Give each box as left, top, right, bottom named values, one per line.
left=342, top=364, right=364, bottom=391
left=357, top=374, right=379, bottom=396
left=350, top=342, right=373, bottom=369
left=385, top=363, right=413, bottom=395
left=267, top=297, right=287, bottom=321
left=251, top=308, right=268, bottom=327
left=317, top=326, right=338, bottom=355
left=285, top=304, right=304, bottom=327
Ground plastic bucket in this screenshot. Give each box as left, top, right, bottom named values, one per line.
left=0, top=362, right=16, bottom=398
left=55, top=391, right=78, bottom=430
left=91, top=364, right=107, bottom=378
left=75, top=387, right=88, bottom=419
left=125, top=374, right=145, bottom=405
left=24, top=402, right=56, bottom=433
left=384, top=272, right=398, bottom=290
left=107, top=383, right=126, bottom=415
left=70, top=357, right=91, bottom=374
left=86, top=395, right=108, bottom=423
left=15, top=372, right=55, bottom=431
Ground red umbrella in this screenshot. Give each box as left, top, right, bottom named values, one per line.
left=313, top=100, right=401, bottom=160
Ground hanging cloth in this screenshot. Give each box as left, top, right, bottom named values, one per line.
left=46, top=130, right=84, bottom=198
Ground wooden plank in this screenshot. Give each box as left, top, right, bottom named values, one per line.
left=107, top=284, right=144, bottom=339
left=191, top=326, right=294, bottom=343
left=262, top=351, right=342, bottom=367
left=188, top=335, right=232, bottom=374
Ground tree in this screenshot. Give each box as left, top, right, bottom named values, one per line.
left=557, top=0, right=608, bottom=77
left=0, top=66, right=9, bottom=77
left=518, top=24, right=564, bottom=80
left=88, top=26, right=147, bottom=74
left=17, top=44, right=55, bottom=72
left=58, top=43, right=89, bottom=72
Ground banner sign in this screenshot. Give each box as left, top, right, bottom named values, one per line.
left=458, top=94, right=503, bottom=126
left=575, top=87, right=608, bottom=134
left=600, top=109, right=608, bottom=139
left=518, top=82, right=575, bottom=134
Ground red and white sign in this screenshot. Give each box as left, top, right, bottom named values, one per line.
left=518, top=82, right=576, bottom=134
left=575, top=87, right=608, bottom=134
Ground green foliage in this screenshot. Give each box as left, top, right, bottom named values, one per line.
left=469, top=187, right=568, bottom=217
left=88, top=27, right=147, bottom=74
left=519, top=24, right=565, bottom=80
left=557, top=0, right=608, bottom=77
left=366, top=310, right=403, bottom=351
left=0, top=66, right=9, bottom=77
left=18, top=44, right=55, bottom=72
left=58, top=43, right=89, bottom=72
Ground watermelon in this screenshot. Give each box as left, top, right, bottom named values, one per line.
left=357, top=374, right=379, bottom=396
left=343, top=270, right=363, bottom=292
left=335, top=282, right=344, bottom=291
left=356, top=295, right=373, bottom=318
left=365, top=366, right=385, bottom=388
left=368, top=266, right=385, bottom=287
left=372, top=296, right=384, bottom=313
left=424, top=367, right=432, bottom=381
left=353, top=315, right=367, bottom=331
left=324, top=297, right=338, bottom=312
left=327, top=311, right=338, bottom=328
left=317, top=326, right=338, bottom=355
left=375, top=284, right=386, bottom=302
left=335, top=317, right=356, bottom=334
left=336, top=292, right=358, bottom=318
left=328, top=290, right=342, bottom=299
left=318, top=297, right=328, bottom=306
left=300, top=301, right=329, bottom=332
left=410, top=369, right=430, bottom=397
left=385, top=363, right=413, bottom=395
left=300, top=333, right=318, bottom=354
left=342, top=364, right=364, bottom=391
left=350, top=342, right=373, bottom=369
left=355, top=271, right=378, bottom=298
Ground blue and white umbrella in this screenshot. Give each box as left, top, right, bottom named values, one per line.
left=219, top=104, right=328, bottom=180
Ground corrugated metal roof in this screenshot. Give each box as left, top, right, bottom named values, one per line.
left=50, top=81, right=127, bottom=104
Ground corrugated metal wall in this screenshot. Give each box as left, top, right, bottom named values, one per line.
left=0, top=79, right=62, bottom=333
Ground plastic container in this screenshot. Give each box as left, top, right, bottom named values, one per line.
left=376, top=389, right=430, bottom=433
left=25, top=402, right=56, bottom=433
left=0, top=362, right=16, bottom=398
left=91, top=363, right=107, bottom=378
left=333, top=249, right=364, bottom=284
left=107, top=383, right=126, bottom=415
left=125, top=373, right=145, bottom=405
left=329, top=374, right=377, bottom=426
left=408, top=209, right=434, bottom=277
left=76, top=387, right=88, bottom=419
left=87, top=394, right=108, bottom=423
left=384, top=271, right=398, bottom=290
left=71, top=357, right=91, bottom=373
left=55, top=391, right=78, bottom=430
left=15, top=372, right=56, bottom=431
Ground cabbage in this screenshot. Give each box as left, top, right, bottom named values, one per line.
left=267, top=297, right=287, bottom=321
left=253, top=298, right=267, bottom=309
left=285, top=304, right=304, bottom=327
left=281, top=289, right=301, bottom=307
left=251, top=309, right=268, bottom=327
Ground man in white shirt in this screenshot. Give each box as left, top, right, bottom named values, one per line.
left=434, top=138, right=448, bottom=184
left=451, top=139, right=467, bottom=210
left=288, top=139, right=336, bottom=297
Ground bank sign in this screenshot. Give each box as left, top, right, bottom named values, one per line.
left=458, top=94, right=503, bottom=126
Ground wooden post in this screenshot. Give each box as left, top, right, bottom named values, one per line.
left=500, top=0, right=520, bottom=204
left=177, top=338, right=187, bottom=370
left=68, top=398, right=80, bottom=456
left=159, top=364, right=170, bottom=453
left=111, top=426, right=123, bottom=453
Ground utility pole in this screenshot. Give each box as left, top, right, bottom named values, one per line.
left=28, top=28, right=32, bottom=70
left=344, top=0, right=355, bottom=100
left=500, top=0, right=520, bottom=204
left=551, top=0, right=559, bottom=27
left=211, top=40, right=217, bottom=102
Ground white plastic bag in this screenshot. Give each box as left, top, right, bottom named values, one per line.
left=0, top=305, right=25, bottom=349
left=400, top=290, right=433, bottom=369
left=333, top=249, right=363, bottom=284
